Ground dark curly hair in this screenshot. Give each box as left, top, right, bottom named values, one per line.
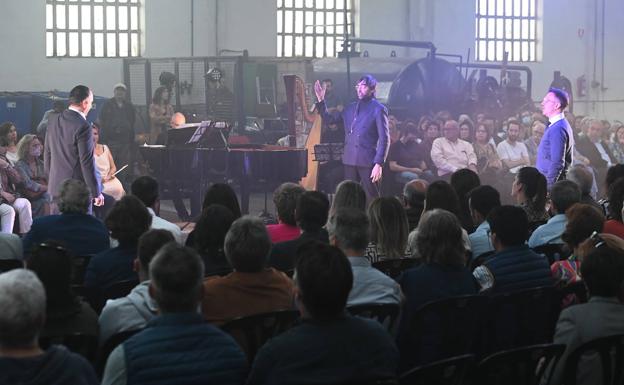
left=105, top=195, right=152, bottom=245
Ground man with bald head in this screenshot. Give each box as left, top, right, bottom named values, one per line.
left=170, top=112, right=186, bottom=128
left=430, top=119, right=477, bottom=179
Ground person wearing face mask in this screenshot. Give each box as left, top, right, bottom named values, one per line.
left=15, top=135, right=51, bottom=218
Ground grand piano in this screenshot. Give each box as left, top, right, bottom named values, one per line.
left=139, top=123, right=308, bottom=216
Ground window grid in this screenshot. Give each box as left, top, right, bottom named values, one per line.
left=475, top=0, right=538, bottom=62
left=277, top=0, right=354, bottom=58
left=46, top=0, right=140, bottom=58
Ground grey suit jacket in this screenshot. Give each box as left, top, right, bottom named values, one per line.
left=44, top=109, right=101, bottom=198
left=550, top=296, right=624, bottom=385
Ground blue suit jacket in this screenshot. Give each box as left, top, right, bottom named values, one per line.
left=22, top=213, right=110, bottom=257
left=536, top=118, right=574, bottom=188
left=317, top=98, right=390, bottom=167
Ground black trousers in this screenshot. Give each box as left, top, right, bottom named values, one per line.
left=344, top=164, right=381, bottom=202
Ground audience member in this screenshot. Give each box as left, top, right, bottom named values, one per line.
left=327, top=208, right=401, bottom=306
left=202, top=216, right=294, bottom=325
left=15, top=134, right=51, bottom=217
left=497, top=119, right=530, bottom=174
left=576, top=117, right=615, bottom=197
left=388, top=121, right=431, bottom=183
left=0, top=151, right=32, bottom=234
left=430, top=120, right=478, bottom=178
left=22, top=179, right=109, bottom=257
left=525, top=120, right=546, bottom=164
left=93, top=122, right=125, bottom=201
left=247, top=241, right=399, bottom=384
left=512, top=166, right=549, bottom=222
left=402, top=179, right=428, bottom=231
left=473, top=205, right=553, bottom=293
left=329, top=179, right=367, bottom=218
left=0, top=121, right=19, bottom=164
left=267, top=182, right=305, bottom=243
left=566, top=164, right=601, bottom=211
left=0, top=269, right=98, bottom=384
left=472, top=123, right=503, bottom=183
left=608, top=122, right=624, bottom=163
left=529, top=180, right=580, bottom=247
left=102, top=244, right=247, bottom=385
left=397, top=209, right=478, bottom=368
left=552, top=204, right=604, bottom=287
left=450, top=168, right=481, bottom=232
left=85, top=195, right=151, bottom=291
left=98, top=229, right=174, bottom=345
left=599, top=164, right=624, bottom=215
left=550, top=238, right=624, bottom=385
left=603, top=178, right=624, bottom=238
left=131, top=175, right=183, bottom=244
left=420, top=120, right=441, bottom=175
left=366, top=197, right=410, bottom=262
left=269, top=191, right=329, bottom=272
left=27, top=241, right=98, bottom=339
left=187, top=204, right=235, bottom=276
left=468, top=185, right=501, bottom=259
left=458, top=118, right=475, bottom=142
left=36, top=100, right=65, bottom=139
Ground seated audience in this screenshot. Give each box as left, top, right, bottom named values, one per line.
left=524, top=120, right=546, bottom=164
left=267, top=182, right=305, bottom=243
left=0, top=121, right=19, bottom=164
left=458, top=117, right=475, bottom=142
left=430, top=120, right=478, bottom=178
left=185, top=182, right=242, bottom=244
left=22, top=179, right=109, bottom=257
left=402, top=179, right=428, bottom=231
left=98, top=229, right=174, bottom=345
left=27, top=241, right=98, bottom=339
left=473, top=123, right=503, bottom=182
left=598, top=164, right=624, bottom=215
left=0, top=269, right=98, bottom=384
left=131, top=176, right=183, bottom=245
left=187, top=204, right=235, bottom=276
left=85, top=195, right=151, bottom=291
left=468, top=185, right=501, bottom=259
left=388, top=122, right=431, bottom=183
left=0, top=152, right=32, bottom=234
left=92, top=123, right=125, bottom=201
left=247, top=242, right=399, bottom=384
left=15, top=134, right=51, bottom=217
left=202, top=216, right=294, bottom=325
left=366, top=197, right=410, bottom=262
left=552, top=204, right=604, bottom=287
left=473, top=205, right=553, bottom=293
left=608, top=121, right=624, bottom=164
left=329, top=179, right=367, bottom=218
left=496, top=119, right=530, bottom=174
left=512, top=167, right=549, bottom=223
left=550, top=237, right=624, bottom=385
left=450, top=168, right=481, bottom=232
left=576, top=117, right=615, bottom=197
left=397, top=209, right=478, bottom=368
left=603, top=178, right=624, bottom=238
left=529, top=180, right=581, bottom=248
left=0, top=232, right=22, bottom=260
left=420, top=120, right=441, bottom=175
left=327, top=208, right=401, bottom=306
left=566, top=164, right=601, bottom=211
left=102, top=244, right=247, bottom=385
left=269, top=191, right=329, bottom=272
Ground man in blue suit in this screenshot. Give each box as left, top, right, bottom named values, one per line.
left=536, top=88, right=575, bottom=189
left=314, top=75, right=390, bottom=200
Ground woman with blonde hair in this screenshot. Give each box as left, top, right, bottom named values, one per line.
left=15, top=134, right=51, bottom=217
left=366, top=196, right=410, bottom=262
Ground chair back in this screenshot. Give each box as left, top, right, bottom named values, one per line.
left=563, top=334, right=624, bottom=385
left=485, top=286, right=558, bottom=355
left=532, top=244, right=569, bottom=265
left=71, top=255, right=92, bottom=284
left=39, top=333, right=99, bottom=362
left=96, top=329, right=143, bottom=376
left=476, top=343, right=565, bottom=385
left=0, top=259, right=23, bottom=272
left=399, top=354, right=475, bottom=385
left=405, top=295, right=487, bottom=367
left=348, top=303, right=401, bottom=333
left=221, top=309, right=300, bottom=363
left=372, top=258, right=420, bottom=279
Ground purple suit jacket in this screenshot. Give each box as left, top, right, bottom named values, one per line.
left=317, top=98, right=389, bottom=168
left=536, top=118, right=574, bottom=188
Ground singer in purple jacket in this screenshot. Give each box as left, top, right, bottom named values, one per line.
left=314, top=75, right=390, bottom=200
left=536, top=88, right=575, bottom=189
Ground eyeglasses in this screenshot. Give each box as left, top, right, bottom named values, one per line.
left=38, top=242, right=67, bottom=253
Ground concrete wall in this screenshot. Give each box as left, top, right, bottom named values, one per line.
left=0, top=0, right=622, bottom=119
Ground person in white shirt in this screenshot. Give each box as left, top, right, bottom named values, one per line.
left=497, top=120, right=530, bottom=174
left=430, top=120, right=477, bottom=178
left=130, top=176, right=184, bottom=245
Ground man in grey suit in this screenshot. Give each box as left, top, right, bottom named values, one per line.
left=44, top=85, right=104, bottom=210
left=549, top=234, right=624, bottom=385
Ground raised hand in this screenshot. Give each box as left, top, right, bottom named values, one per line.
left=314, top=80, right=326, bottom=102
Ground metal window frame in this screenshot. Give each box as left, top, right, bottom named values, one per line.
left=475, top=0, right=538, bottom=62
left=45, top=0, right=141, bottom=58
left=277, top=0, right=354, bottom=58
